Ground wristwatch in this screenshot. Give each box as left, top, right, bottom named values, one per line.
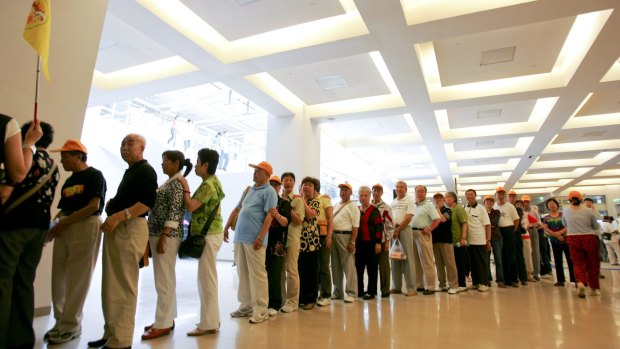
left=23, top=143, right=36, bottom=154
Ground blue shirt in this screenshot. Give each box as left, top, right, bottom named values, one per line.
left=234, top=183, right=278, bottom=244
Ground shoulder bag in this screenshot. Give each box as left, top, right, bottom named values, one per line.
left=178, top=202, right=220, bottom=259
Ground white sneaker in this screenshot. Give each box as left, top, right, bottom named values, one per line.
left=541, top=273, right=553, bottom=279
left=447, top=288, right=458, bottom=294
left=280, top=305, right=296, bottom=313
left=249, top=312, right=269, bottom=324
left=577, top=282, right=586, bottom=298
left=48, top=327, right=81, bottom=344
left=478, top=285, right=489, bottom=292
left=590, top=289, right=601, bottom=296
left=317, top=298, right=332, bottom=306
left=230, top=308, right=253, bottom=318
left=343, top=295, right=355, bottom=303
left=467, top=284, right=479, bottom=290
left=457, top=286, right=468, bottom=292
left=268, top=308, right=278, bottom=316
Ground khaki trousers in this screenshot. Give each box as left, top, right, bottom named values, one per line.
left=283, top=244, right=300, bottom=309
left=331, top=234, right=358, bottom=298
left=52, top=216, right=102, bottom=332
left=432, top=243, right=458, bottom=289
left=412, top=230, right=437, bottom=290
left=234, top=242, right=268, bottom=316
left=102, top=218, right=148, bottom=348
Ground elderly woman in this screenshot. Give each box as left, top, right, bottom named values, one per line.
left=542, top=198, right=574, bottom=287
left=298, top=177, right=329, bottom=310
left=142, top=150, right=193, bottom=340
left=179, top=148, right=225, bottom=335
left=562, top=191, right=601, bottom=298
left=355, top=186, right=384, bottom=299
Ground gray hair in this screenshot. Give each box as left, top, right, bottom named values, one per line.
left=445, top=192, right=457, bottom=200
left=358, top=186, right=371, bottom=196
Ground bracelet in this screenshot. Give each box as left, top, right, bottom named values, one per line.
left=124, top=208, right=131, bottom=220
left=183, top=190, right=190, bottom=194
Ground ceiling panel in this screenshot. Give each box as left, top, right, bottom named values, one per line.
left=446, top=99, right=536, bottom=129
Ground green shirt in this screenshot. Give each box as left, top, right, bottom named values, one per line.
left=191, top=175, right=225, bottom=236
left=449, top=204, right=468, bottom=244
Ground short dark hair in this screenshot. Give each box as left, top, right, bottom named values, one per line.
left=515, top=200, right=524, bottom=206
left=21, top=121, right=54, bottom=148
left=415, top=185, right=428, bottom=193
left=301, top=176, right=320, bottom=192
left=163, top=150, right=193, bottom=177
left=281, top=172, right=296, bottom=182
left=67, top=150, right=87, bottom=162
left=465, top=189, right=477, bottom=196
left=545, top=198, right=559, bottom=209
left=584, top=198, right=594, bottom=203
left=197, top=148, right=219, bottom=175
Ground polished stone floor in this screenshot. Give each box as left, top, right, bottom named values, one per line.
left=33, top=258, right=620, bottom=349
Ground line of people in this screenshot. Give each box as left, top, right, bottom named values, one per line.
left=0, top=121, right=609, bottom=349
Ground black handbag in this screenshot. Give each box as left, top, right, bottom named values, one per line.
left=178, top=203, right=220, bottom=259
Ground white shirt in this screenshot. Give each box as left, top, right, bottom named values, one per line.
left=333, top=200, right=360, bottom=231
left=391, top=195, right=415, bottom=226
left=494, top=202, right=519, bottom=227
left=464, top=202, right=490, bottom=245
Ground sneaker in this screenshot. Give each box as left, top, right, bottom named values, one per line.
left=577, top=282, right=586, bottom=298
left=268, top=308, right=278, bottom=316
left=541, top=273, right=553, bottom=279
left=249, top=312, right=269, bottom=324
left=422, top=289, right=435, bottom=295
left=467, top=284, right=479, bottom=290
left=317, top=298, right=332, bottom=306
left=44, top=327, right=59, bottom=340
left=590, top=289, right=601, bottom=296
left=511, top=282, right=519, bottom=288
left=390, top=288, right=402, bottom=294
left=457, top=286, right=468, bottom=292
left=48, top=327, right=81, bottom=344
left=362, top=293, right=375, bottom=300
left=87, top=338, right=107, bottom=347
left=280, top=305, right=296, bottom=313
left=447, top=288, right=458, bottom=294
left=439, top=287, right=449, bottom=292
left=497, top=282, right=506, bottom=288
left=302, top=303, right=315, bottom=310
left=405, top=290, right=418, bottom=296
left=478, top=285, right=489, bottom=292
left=230, top=308, right=253, bottom=318
left=416, top=288, right=425, bottom=292
left=344, top=295, right=355, bottom=303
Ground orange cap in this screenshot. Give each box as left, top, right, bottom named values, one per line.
left=484, top=195, right=495, bottom=202
left=568, top=191, right=583, bottom=200
left=268, top=175, right=281, bottom=185
left=50, top=139, right=88, bottom=153
left=508, top=190, right=517, bottom=195
left=495, top=187, right=506, bottom=193
left=249, top=161, right=273, bottom=176
left=521, top=195, right=531, bottom=201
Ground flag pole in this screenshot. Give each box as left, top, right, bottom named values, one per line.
left=34, top=55, right=40, bottom=123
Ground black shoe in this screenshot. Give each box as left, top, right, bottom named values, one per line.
left=381, top=293, right=390, bottom=298
left=88, top=338, right=107, bottom=348
left=101, top=346, right=131, bottom=349
left=422, top=289, right=435, bottom=295
left=511, top=282, right=519, bottom=288
left=362, top=293, right=374, bottom=300
left=416, top=288, right=425, bottom=292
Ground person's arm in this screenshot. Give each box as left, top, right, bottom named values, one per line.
left=325, top=205, right=334, bottom=249
left=49, top=197, right=100, bottom=238
left=513, top=218, right=520, bottom=231
left=485, top=224, right=492, bottom=250
left=289, top=198, right=303, bottom=225
left=253, top=214, right=274, bottom=250
left=4, top=120, right=42, bottom=183
left=394, top=213, right=413, bottom=239
left=303, top=198, right=317, bottom=219
left=102, top=202, right=150, bottom=233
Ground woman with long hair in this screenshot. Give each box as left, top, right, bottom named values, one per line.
left=142, top=150, right=192, bottom=340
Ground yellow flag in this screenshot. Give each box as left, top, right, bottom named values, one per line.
left=23, top=0, right=52, bottom=81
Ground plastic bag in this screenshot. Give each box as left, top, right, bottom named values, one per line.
left=389, top=238, right=407, bottom=260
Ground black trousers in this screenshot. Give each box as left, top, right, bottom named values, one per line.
left=539, top=230, right=553, bottom=275
left=551, top=242, right=575, bottom=283
left=298, top=251, right=319, bottom=305
left=453, top=245, right=469, bottom=287
left=266, top=253, right=285, bottom=309
left=355, top=241, right=379, bottom=296
left=500, top=226, right=517, bottom=284
left=515, top=232, right=528, bottom=283
left=468, top=245, right=490, bottom=286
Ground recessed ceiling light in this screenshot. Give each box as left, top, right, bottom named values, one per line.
left=360, top=122, right=382, bottom=130
left=477, top=108, right=501, bottom=119
left=480, top=46, right=516, bottom=66
left=315, top=75, right=348, bottom=90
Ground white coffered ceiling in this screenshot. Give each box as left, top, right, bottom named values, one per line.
left=87, top=0, right=620, bottom=197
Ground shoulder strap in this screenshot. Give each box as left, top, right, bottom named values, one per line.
left=334, top=200, right=353, bottom=218
left=199, top=202, right=220, bottom=236
left=4, top=162, right=58, bottom=214
left=237, top=186, right=250, bottom=208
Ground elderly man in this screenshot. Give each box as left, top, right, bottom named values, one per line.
left=522, top=195, right=542, bottom=281
left=331, top=183, right=360, bottom=303
left=445, top=192, right=469, bottom=292
left=89, top=134, right=157, bottom=349
left=498, top=189, right=522, bottom=287
left=390, top=181, right=417, bottom=296
left=371, top=183, right=394, bottom=298
left=46, top=140, right=107, bottom=344
left=431, top=193, right=458, bottom=294
left=410, top=186, right=440, bottom=295
left=230, top=161, right=278, bottom=324
left=464, top=189, right=491, bottom=291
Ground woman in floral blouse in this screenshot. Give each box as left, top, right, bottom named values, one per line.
left=142, top=150, right=192, bottom=340
left=542, top=198, right=574, bottom=287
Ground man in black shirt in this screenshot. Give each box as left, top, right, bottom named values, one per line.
left=45, top=140, right=107, bottom=345
left=89, top=134, right=157, bottom=349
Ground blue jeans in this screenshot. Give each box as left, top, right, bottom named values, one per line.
left=488, top=239, right=504, bottom=283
